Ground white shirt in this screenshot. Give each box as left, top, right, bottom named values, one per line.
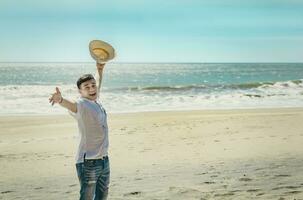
left=68, top=96, right=109, bottom=164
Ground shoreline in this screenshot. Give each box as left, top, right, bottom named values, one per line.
left=1, top=106, right=303, bottom=118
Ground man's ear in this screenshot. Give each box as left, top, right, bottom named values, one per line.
left=78, top=89, right=82, bottom=94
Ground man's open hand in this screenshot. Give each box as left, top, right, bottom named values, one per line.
left=49, top=87, right=62, bottom=106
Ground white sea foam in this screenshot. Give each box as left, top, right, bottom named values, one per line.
left=0, top=79, right=302, bottom=115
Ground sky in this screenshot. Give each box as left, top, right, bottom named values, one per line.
left=0, top=0, right=302, bottom=63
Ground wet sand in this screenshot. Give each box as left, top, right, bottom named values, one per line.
left=1, top=108, right=303, bottom=199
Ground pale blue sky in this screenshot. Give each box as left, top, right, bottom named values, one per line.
left=0, top=0, right=302, bottom=62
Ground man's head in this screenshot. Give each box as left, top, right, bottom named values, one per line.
left=77, top=74, right=97, bottom=101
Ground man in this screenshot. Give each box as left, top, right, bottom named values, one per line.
left=49, top=63, right=110, bottom=200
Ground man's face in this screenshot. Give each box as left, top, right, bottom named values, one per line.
left=79, top=79, right=98, bottom=101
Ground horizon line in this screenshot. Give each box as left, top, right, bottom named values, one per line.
left=1, top=61, right=303, bottom=64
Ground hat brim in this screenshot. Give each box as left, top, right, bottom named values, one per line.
left=89, top=40, right=115, bottom=63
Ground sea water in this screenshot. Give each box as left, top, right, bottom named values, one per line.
left=0, top=62, right=303, bottom=115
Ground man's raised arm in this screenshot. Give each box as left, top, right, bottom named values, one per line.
left=95, top=63, right=105, bottom=96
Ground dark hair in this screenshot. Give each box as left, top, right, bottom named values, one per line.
left=77, top=74, right=95, bottom=89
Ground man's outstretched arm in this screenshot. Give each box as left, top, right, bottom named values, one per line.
left=95, top=63, right=105, bottom=97
left=49, top=87, right=77, bottom=113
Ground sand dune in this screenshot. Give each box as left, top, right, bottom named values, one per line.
left=1, top=108, right=303, bottom=199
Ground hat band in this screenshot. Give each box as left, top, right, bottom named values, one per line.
left=92, top=48, right=109, bottom=59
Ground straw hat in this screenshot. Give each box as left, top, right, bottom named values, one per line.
left=89, top=40, right=115, bottom=63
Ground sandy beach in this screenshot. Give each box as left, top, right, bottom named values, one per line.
left=1, top=107, right=303, bottom=200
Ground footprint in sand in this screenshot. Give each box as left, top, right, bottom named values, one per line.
left=230, top=189, right=242, bottom=193
left=284, top=190, right=301, bottom=194
left=284, top=185, right=301, bottom=189
left=203, top=181, right=215, bottom=184
left=214, top=192, right=234, bottom=197
left=168, top=186, right=201, bottom=195
left=123, top=191, right=142, bottom=196
left=69, top=184, right=77, bottom=187
left=274, top=174, right=291, bottom=178
left=152, top=123, right=159, bottom=127
left=1, top=190, right=14, bottom=194
left=272, top=185, right=301, bottom=190
left=195, top=172, right=207, bottom=176
left=239, top=177, right=253, bottom=182
left=246, top=189, right=261, bottom=192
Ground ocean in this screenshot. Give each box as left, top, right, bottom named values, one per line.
left=0, top=62, right=303, bottom=115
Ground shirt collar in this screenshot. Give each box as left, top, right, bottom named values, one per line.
left=80, top=96, right=99, bottom=104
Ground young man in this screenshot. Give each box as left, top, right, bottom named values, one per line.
left=49, top=63, right=110, bottom=200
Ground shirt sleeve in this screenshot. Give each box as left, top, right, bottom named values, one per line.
left=68, top=99, right=83, bottom=120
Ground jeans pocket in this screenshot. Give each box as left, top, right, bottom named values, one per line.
left=76, top=163, right=84, bottom=182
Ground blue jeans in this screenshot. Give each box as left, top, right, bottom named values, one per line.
left=76, top=156, right=110, bottom=200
